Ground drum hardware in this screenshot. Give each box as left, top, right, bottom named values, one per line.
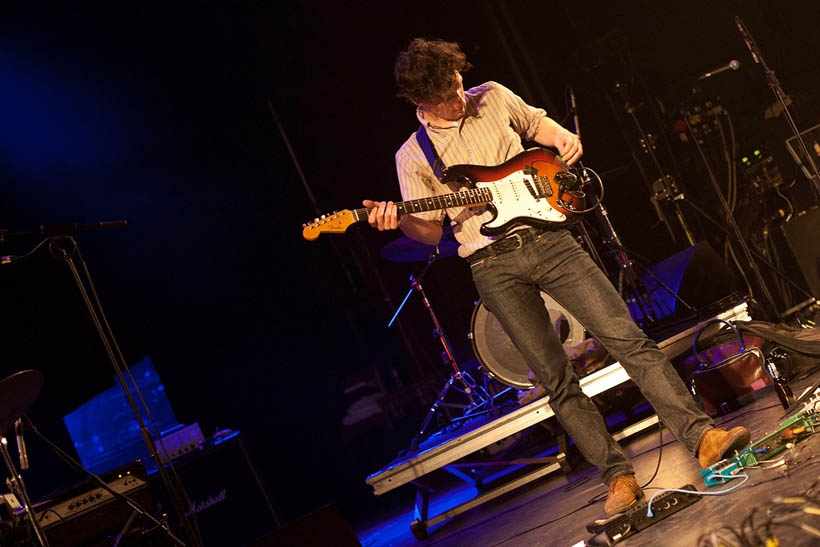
left=386, top=245, right=498, bottom=452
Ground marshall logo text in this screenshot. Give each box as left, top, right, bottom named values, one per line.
left=186, top=489, right=228, bottom=516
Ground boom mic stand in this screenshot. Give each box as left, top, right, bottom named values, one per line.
left=388, top=248, right=496, bottom=452
left=3, top=223, right=199, bottom=547
left=48, top=234, right=200, bottom=546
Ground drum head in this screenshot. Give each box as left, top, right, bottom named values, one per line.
left=470, top=292, right=585, bottom=388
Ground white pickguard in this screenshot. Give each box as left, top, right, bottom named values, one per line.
left=476, top=170, right=566, bottom=230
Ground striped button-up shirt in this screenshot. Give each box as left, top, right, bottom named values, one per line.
left=395, top=81, right=546, bottom=257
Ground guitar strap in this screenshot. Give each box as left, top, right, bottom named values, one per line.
left=415, top=125, right=445, bottom=181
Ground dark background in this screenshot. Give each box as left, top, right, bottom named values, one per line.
left=1, top=0, right=818, bottom=534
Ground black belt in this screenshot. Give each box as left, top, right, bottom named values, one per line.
left=467, top=226, right=545, bottom=264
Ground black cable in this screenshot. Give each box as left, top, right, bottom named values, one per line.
left=588, top=422, right=666, bottom=505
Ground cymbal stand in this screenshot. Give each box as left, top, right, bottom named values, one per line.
left=388, top=249, right=494, bottom=452
left=0, top=436, right=48, bottom=546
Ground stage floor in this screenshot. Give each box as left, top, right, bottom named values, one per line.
left=354, top=367, right=820, bottom=546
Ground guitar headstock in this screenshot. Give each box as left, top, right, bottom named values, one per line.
left=302, top=210, right=356, bottom=240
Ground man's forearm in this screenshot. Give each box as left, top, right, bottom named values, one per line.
left=533, top=116, right=561, bottom=148
left=400, top=215, right=443, bottom=246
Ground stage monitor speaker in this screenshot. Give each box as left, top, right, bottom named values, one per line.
left=782, top=206, right=820, bottom=299
left=149, top=434, right=278, bottom=546
left=629, top=242, right=738, bottom=326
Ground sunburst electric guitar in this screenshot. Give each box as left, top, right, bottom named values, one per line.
left=302, top=148, right=588, bottom=241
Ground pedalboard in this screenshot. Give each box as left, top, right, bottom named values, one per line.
left=701, top=409, right=820, bottom=486
left=587, top=485, right=701, bottom=544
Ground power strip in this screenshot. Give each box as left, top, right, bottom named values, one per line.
left=586, top=485, right=701, bottom=544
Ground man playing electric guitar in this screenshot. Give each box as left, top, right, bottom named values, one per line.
left=365, top=38, right=750, bottom=515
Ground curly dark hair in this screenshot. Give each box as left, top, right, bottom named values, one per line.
left=394, top=38, right=472, bottom=105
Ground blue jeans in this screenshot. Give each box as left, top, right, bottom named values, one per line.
left=469, top=229, right=713, bottom=484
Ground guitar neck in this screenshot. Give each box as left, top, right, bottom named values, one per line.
left=352, top=187, right=492, bottom=221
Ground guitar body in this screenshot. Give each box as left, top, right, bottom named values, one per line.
left=442, top=148, right=583, bottom=235
left=302, top=148, right=588, bottom=241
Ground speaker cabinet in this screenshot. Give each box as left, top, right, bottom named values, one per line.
left=149, top=434, right=278, bottom=546
left=629, top=242, right=738, bottom=326
left=782, top=206, right=820, bottom=299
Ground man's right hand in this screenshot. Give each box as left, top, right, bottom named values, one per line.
left=363, top=200, right=401, bottom=231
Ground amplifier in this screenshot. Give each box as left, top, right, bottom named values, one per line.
left=782, top=206, right=820, bottom=299
left=33, top=460, right=154, bottom=547
left=149, top=432, right=279, bottom=546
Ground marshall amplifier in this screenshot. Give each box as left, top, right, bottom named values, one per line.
left=149, top=432, right=278, bottom=546
left=33, top=460, right=155, bottom=547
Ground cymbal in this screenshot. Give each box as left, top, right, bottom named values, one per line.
left=380, top=227, right=459, bottom=262
left=0, top=370, right=43, bottom=435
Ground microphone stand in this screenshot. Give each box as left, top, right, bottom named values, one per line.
left=2, top=223, right=199, bottom=546
left=46, top=234, right=199, bottom=546
left=569, top=89, right=695, bottom=326
left=735, top=16, right=820, bottom=199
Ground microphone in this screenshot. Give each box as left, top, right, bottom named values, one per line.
left=39, top=220, right=128, bottom=235
left=15, top=419, right=29, bottom=471
left=697, top=60, right=741, bottom=80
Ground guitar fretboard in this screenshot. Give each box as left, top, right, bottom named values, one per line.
left=352, top=188, right=493, bottom=222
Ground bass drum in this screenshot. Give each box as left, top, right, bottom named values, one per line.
left=469, top=292, right=586, bottom=388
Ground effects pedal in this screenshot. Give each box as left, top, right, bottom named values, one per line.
left=586, top=485, right=701, bottom=544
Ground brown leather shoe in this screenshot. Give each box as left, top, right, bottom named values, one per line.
left=604, top=474, right=644, bottom=514
left=698, top=426, right=751, bottom=468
